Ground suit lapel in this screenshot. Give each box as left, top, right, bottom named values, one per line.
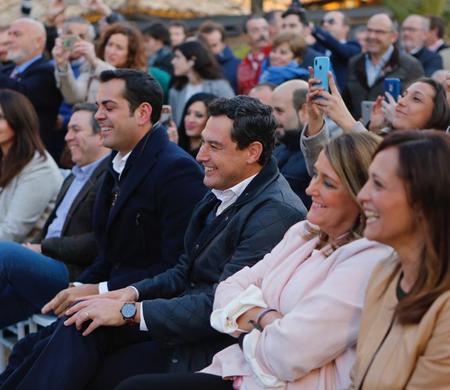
left=61, top=157, right=109, bottom=234
left=106, top=126, right=166, bottom=230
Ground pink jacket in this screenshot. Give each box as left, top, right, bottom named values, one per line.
left=202, top=221, right=393, bottom=389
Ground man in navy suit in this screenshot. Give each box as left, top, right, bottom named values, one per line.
left=311, top=11, right=361, bottom=91
left=0, top=18, right=63, bottom=160
left=401, top=15, right=443, bottom=77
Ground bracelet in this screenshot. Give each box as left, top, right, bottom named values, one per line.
left=248, top=308, right=277, bottom=331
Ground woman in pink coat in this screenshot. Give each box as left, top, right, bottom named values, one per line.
left=117, top=132, right=393, bottom=390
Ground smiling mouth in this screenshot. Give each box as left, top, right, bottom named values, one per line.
left=311, top=201, right=326, bottom=209
left=364, top=210, right=380, bottom=223
left=204, top=167, right=216, bottom=173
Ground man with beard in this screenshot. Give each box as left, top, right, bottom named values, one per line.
left=270, top=79, right=311, bottom=208
left=237, top=16, right=271, bottom=95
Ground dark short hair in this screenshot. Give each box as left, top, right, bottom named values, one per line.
left=198, top=20, right=225, bottom=42
left=281, top=7, right=308, bottom=26
left=168, top=21, right=188, bottom=33
left=414, top=78, right=450, bottom=130
left=427, top=15, right=445, bottom=38
left=292, top=88, right=308, bottom=111
left=142, top=22, right=171, bottom=46
left=99, top=69, right=163, bottom=124
left=208, top=96, right=276, bottom=165
left=72, top=103, right=101, bottom=134
left=243, top=15, right=267, bottom=34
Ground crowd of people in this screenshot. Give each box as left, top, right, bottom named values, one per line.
left=0, top=0, right=449, bottom=388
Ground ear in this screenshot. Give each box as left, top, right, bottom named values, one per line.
left=390, top=31, right=399, bottom=44
left=298, top=104, right=309, bottom=125
left=135, top=102, right=153, bottom=126
left=246, top=141, right=263, bottom=164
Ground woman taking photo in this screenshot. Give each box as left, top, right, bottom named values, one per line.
left=53, top=22, right=146, bottom=104
left=169, top=40, right=234, bottom=126
left=117, top=132, right=393, bottom=390
left=350, top=130, right=450, bottom=389
left=175, top=92, right=216, bottom=158
left=0, top=89, right=62, bottom=242
left=306, top=74, right=450, bottom=136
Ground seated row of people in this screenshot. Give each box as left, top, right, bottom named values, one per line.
left=0, top=69, right=449, bottom=389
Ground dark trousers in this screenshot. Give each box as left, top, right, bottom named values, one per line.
left=0, top=319, right=168, bottom=390
left=116, top=373, right=234, bottom=390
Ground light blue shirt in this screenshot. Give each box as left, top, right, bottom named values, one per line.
left=365, top=45, right=394, bottom=87
left=45, top=155, right=107, bottom=239
left=11, top=54, right=43, bottom=76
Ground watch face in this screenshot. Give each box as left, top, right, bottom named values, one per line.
left=121, top=303, right=136, bottom=320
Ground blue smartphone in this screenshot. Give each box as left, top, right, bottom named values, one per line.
left=313, top=56, right=330, bottom=93
left=384, top=78, right=401, bottom=101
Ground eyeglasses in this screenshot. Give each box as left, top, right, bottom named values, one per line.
left=321, top=18, right=335, bottom=26
left=367, top=28, right=392, bottom=35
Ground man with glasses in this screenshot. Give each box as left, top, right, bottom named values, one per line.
left=311, top=10, right=361, bottom=91
left=401, top=14, right=443, bottom=77
left=342, top=13, right=424, bottom=119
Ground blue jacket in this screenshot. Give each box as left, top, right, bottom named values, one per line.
left=312, top=26, right=361, bottom=91
left=259, top=61, right=309, bottom=85
left=217, top=45, right=240, bottom=93
left=76, top=124, right=207, bottom=290
left=412, top=46, right=443, bottom=77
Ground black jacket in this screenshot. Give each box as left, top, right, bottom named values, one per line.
left=0, top=57, right=63, bottom=160
left=76, top=124, right=207, bottom=291
left=37, top=156, right=109, bottom=280
left=343, top=47, right=424, bottom=119
left=412, top=46, right=443, bottom=77
left=132, top=157, right=307, bottom=373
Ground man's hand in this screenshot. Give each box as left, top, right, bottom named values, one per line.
left=64, top=299, right=141, bottom=336
left=41, top=284, right=99, bottom=317
left=79, top=286, right=138, bottom=303
left=23, top=243, right=41, bottom=253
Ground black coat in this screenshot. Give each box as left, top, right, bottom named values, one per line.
left=76, top=124, right=207, bottom=291
left=343, top=47, right=424, bottom=119
left=132, top=157, right=307, bottom=373
left=0, top=57, right=63, bottom=160
left=37, top=156, right=109, bottom=280
left=412, top=46, right=443, bottom=77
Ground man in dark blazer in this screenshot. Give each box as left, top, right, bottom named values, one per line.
left=0, top=96, right=307, bottom=389
left=311, top=11, right=361, bottom=91
left=0, top=18, right=63, bottom=161
left=0, top=103, right=110, bottom=329
left=401, top=15, right=443, bottom=77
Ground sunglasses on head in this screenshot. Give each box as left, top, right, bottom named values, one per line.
left=321, top=18, right=336, bottom=25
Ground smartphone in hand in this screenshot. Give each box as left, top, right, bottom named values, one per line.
left=313, top=56, right=330, bottom=94
left=384, top=78, right=401, bottom=101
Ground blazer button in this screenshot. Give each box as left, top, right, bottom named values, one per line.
left=190, top=282, right=196, bottom=288
left=194, top=244, right=199, bottom=251
left=171, top=358, right=179, bottom=364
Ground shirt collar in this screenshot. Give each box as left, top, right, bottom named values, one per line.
left=366, top=44, right=394, bottom=67
left=428, top=39, right=444, bottom=52
left=112, top=151, right=132, bottom=176
left=72, top=154, right=108, bottom=180
left=13, top=54, right=42, bottom=74
left=211, top=174, right=257, bottom=204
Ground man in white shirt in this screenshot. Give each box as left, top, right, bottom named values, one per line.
left=1, top=96, right=307, bottom=389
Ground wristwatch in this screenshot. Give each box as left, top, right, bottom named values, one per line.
left=120, top=302, right=137, bottom=324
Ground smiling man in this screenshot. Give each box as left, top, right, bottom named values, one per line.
left=1, top=96, right=307, bottom=389
left=0, top=103, right=110, bottom=329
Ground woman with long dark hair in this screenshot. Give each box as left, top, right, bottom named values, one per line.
left=169, top=40, right=234, bottom=126
left=350, top=130, right=450, bottom=389
left=176, top=92, right=216, bottom=158
left=0, top=89, right=62, bottom=242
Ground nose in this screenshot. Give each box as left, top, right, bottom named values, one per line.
left=305, top=175, right=318, bottom=197
left=196, top=143, right=208, bottom=163
left=357, top=180, right=370, bottom=203
left=95, top=108, right=105, bottom=121
left=64, top=129, right=73, bottom=142
left=397, top=94, right=406, bottom=106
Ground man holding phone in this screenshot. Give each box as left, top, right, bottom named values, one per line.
left=343, top=13, right=424, bottom=119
